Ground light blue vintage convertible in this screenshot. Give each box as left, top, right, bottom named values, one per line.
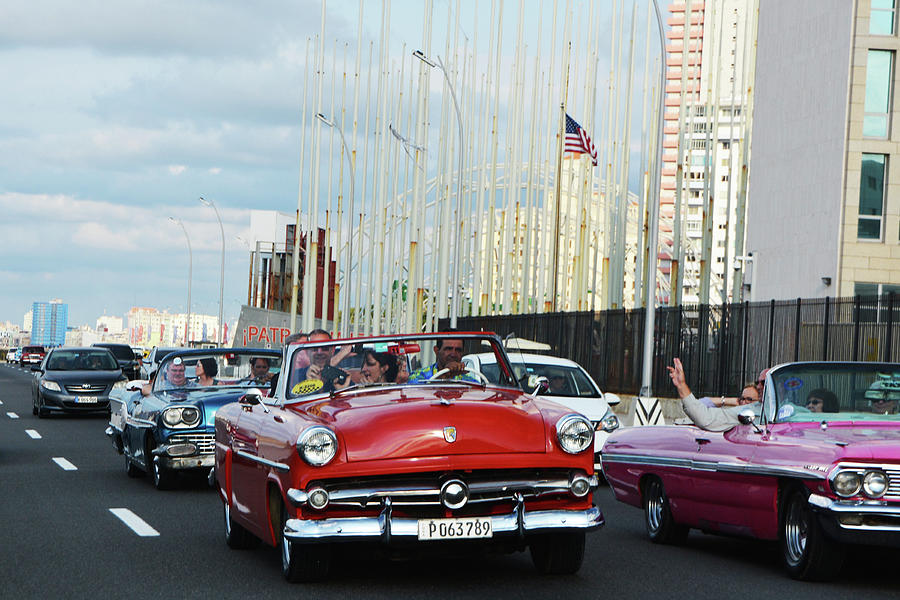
left=106, top=347, right=281, bottom=489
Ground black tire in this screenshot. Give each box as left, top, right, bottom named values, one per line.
left=224, top=501, right=260, bottom=549
left=32, top=394, right=38, bottom=416
left=279, top=502, right=330, bottom=582
left=529, top=531, right=586, bottom=574
left=150, top=451, right=175, bottom=490
left=124, top=453, right=143, bottom=478
left=642, top=477, right=689, bottom=545
left=36, top=394, right=49, bottom=418
left=780, top=487, right=845, bottom=581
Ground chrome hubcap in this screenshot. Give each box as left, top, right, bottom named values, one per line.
left=646, top=481, right=663, bottom=533
left=784, top=498, right=808, bottom=564
left=281, top=535, right=291, bottom=569
left=224, top=503, right=232, bottom=537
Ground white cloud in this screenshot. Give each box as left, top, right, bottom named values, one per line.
left=169, top=165, right=187, bottom=175
left=71, top=222, right=139, bottom=251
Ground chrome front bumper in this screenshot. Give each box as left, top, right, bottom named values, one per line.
left=808, top=493, right=900, bottom=547
left=284, top=498, right=603, bottom=544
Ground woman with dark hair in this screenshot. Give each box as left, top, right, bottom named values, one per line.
left=806, top=388, right=839, bottom=413
left=196, top=357, right=219, bottom=387
left=360, top=350, right=398, bottom=384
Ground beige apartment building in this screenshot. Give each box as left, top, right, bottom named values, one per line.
left=748, top=0, right=900, bottom=300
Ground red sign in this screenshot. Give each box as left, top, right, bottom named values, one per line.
left=241, top=326, right=291, bottom=347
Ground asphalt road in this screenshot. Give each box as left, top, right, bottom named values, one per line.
left=1, top=362, right=898, bottom=599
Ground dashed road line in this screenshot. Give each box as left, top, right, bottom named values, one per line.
left=25, top=429, right=42, bottom=439
left=109, top=508, right=160, bottom=537
left=52, top=457, right=78, bottom=471
left=7, top=412, right=19, bottom=419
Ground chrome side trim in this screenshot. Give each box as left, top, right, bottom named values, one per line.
left=234, top=449, right=290, bottom=472
left=125, top=415, right=156, bottom=429
left=283, top=505, right=604, bottom=544
left=601, top=452, right=825, bottom=480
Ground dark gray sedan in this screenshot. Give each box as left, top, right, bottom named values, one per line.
left=31, top=347, right=125, bottom=417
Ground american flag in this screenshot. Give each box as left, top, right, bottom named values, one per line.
left=564, top=113, right=597, bottom=166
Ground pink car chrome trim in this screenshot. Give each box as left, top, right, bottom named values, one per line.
left=601, top=451, right=827, bottom=480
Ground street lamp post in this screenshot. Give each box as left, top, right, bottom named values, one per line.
left=316, top=112, right=355, bottom=336
left=169, top=217, right=192, bottom=346
left=413, top=49, right=465, bottom=328
left=199, top=197, right=225, bottom=346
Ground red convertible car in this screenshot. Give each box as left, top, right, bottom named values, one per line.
left=214, top=332, right=603, bottom=582
left=601, top=361, right=900, bottom=581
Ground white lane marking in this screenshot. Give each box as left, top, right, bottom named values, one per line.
left=7, top=412, right=18, bottom=419
left=109, top=508, right=160, bottom=537
left=52, top=457, right=78, bottom=471
left=25, top=429, right=42, bottom=439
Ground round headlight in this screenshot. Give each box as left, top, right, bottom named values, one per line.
left=162, top=408, right=182, bottom=427
left=180, top=407, right=201, bottom=427
left=600, top=412, right=620, bottom=432
left=556, top=414, right=594, bottom=454
left=41, top=380, right=61, bottom=392
left=863, top=471, right=888, bottom=498
left=297, top=426, right=338, bottom=466
left=832, top=470, right=861, bottom=497
left=307, top=487, right=330, bottom=510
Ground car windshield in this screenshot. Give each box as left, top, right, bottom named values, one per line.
left=47, top=350, right=118, bottom=371
left=771, top=363, right=900, bottom=423
left=24, top=346, right=44, bottom=353
left=154, top=350, right=282, bottom=392
left=285, top=333, right=516, bottom=400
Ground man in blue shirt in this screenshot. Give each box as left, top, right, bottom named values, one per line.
left=409, top=336, right=476, bottom=383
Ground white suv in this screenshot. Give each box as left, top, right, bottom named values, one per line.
left=462, top=352, right=620, bottom=471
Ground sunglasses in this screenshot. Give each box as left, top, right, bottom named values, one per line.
left=806, top=399, right=823, bottom=406
left=740, top=396, right=757, bottom=403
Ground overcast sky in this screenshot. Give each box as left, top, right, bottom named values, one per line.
left=0, top=0, right=650, bottom=331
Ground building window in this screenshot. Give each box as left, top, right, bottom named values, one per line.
left=871, top=0, right=896, bottom=35
left=722, top=141, right=731, bottom=150
left=864, top=50, right=893, bottom=138
left=859, top=153, right=886, bottom=240
left=690, top=139, right=707, bottom=150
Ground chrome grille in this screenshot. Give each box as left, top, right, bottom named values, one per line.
left=169, top=432, right=215, bottom=455
left=64, top=383, right=107, bottom=394
left=311, top=469, right=584, bottom=508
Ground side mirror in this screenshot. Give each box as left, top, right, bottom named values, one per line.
left=738, top=408, right=762, bottom=433
left=529, top=375, right=549, bottom=398
left=240, top=389, right=269, bottom=413
left=604, top=392, right=621, bottom=407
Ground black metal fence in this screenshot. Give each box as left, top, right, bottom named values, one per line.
left=444, top=293, right=900, bottom=398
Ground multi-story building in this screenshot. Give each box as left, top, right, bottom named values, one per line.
left=660, top=0, right=755, bottom=305
left=127, top=307, right=220, bottom=347
left=31, top=299, right=68, bottom=347
left=746, top=0, right=900, bottom=300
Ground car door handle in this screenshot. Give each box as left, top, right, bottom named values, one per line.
left=695, top=438, right=711, bottom=445
left=273, top=415, right=284, bottom=423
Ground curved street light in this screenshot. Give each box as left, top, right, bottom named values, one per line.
left=316, top=112, right=355, bottom=336
left=199, top=196, right=225, bottom=345
left=168, top=216, right=192, bottom=346
left=413, top=49, right=465, bottom=328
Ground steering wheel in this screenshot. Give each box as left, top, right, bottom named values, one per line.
left=427, top=367, right=489, bottom=385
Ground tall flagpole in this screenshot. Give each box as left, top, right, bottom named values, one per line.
left=640, top=0, right=667, bottom=398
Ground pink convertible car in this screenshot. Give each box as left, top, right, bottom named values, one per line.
left=601, top=362, right=900, bottom=581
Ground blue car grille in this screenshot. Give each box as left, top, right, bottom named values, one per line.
left=169, top=432, right=215, bottom=455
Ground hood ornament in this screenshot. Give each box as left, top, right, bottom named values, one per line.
left=443, top=426, right=457, bottom=443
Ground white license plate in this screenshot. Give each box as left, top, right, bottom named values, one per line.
left=417, top=517, right=493, bottom=540
left=76, top=396, right=98, bottom=403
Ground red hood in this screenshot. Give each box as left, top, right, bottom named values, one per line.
left=289, top=386, right=548, bottom=462
left=768, top=422, right=900, bottom=463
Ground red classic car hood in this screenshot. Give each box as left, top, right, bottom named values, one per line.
left=769, top=422, right=900, bottom=462
left=290, top=386, right=548, bottom=462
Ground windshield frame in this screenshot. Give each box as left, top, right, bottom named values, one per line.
left=152, top=348, right=282, bottom=394
left=280, top=332, right=517, bottom=405
left=766, top=361, right=900, bottom=424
